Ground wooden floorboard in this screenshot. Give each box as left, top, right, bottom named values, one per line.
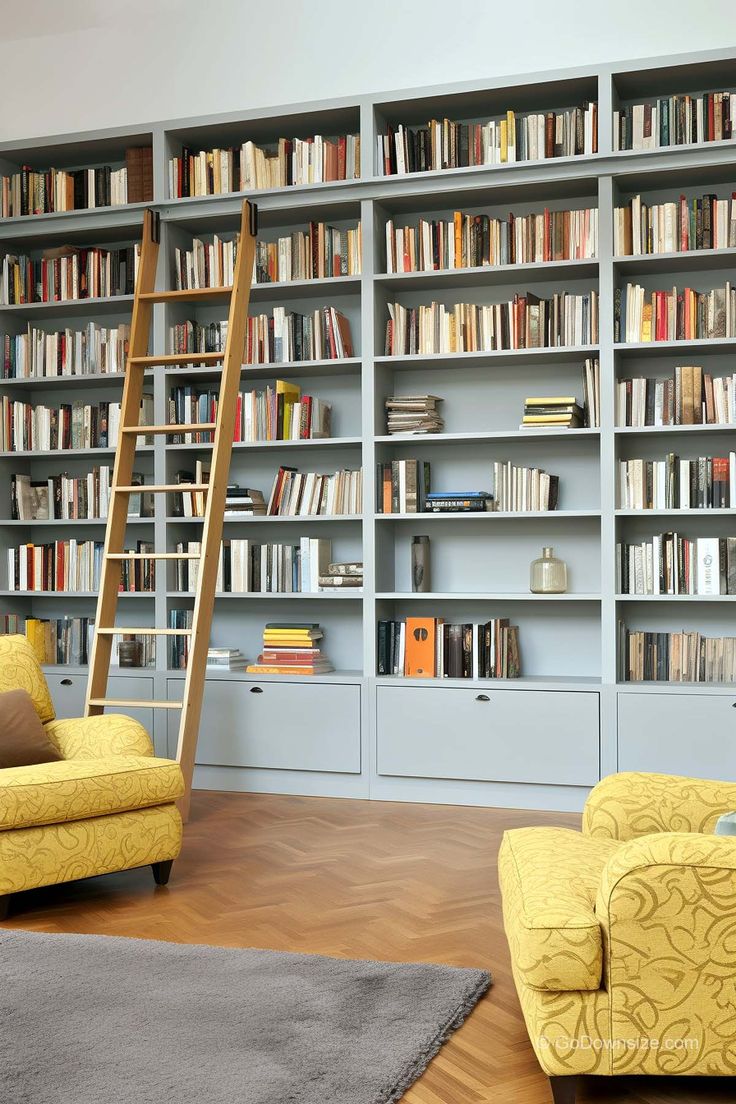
left=3, top=790, right=734, bottom=1103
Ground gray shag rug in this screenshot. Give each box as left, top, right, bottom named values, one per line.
left=0, top=929, right=491, bottom=1104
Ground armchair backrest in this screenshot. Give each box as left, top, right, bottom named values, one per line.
left=0, top=635, right=56, bottom=724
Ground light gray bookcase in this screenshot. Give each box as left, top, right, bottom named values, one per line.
left=2, top=47, right=736, bottom=812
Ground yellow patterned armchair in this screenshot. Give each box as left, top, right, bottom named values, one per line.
left=499, top=771, right=736, bottom=1103
left=0, top=635, right=184, bottom=918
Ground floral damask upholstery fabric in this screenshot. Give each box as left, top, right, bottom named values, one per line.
left=0, top=805, right=182, bottom=895
left=45, top=714, right=154, bottom=760
left=583, top=771, right=736, bottom=841
left=0, top=756, right=184, bottom=831
left=0, top=634, right=55, bottom=723
left=500, top=771, right=736, bottom=1080
left=499, top=828, right=619, bottom=991
left=597, top=831, right=736, bottom=1076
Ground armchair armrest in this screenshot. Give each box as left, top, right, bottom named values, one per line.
left=44, top=714, right=154, bottom=760
left=583, top=772, right=736, bottom=841
left=595, top=832, right=736, bottom=1075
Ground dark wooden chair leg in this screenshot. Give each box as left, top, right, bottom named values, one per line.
left=151, top=860, right=174, bottom=887
left=549, top=1076, right=578, bottom=1104
left=0, top=895, right=11, bottom=921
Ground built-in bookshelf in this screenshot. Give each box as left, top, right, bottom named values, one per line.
left=3, top=49, right=736, bottom=810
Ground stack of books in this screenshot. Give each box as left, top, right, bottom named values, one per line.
left=521, top=396, right=584, bottom=429
left=318, top=561, right=363, bottom=590
left=224, top=486, right=266, bottom=517
left=246, top=623, right=334, bottom=675
left=206, top=648, right=247, bottom=671
left=425, top=491, right=493, bottom=513
left=385, top=395, right=444, bottom=435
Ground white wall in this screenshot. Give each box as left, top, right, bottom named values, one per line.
left=1, top=0, right=736, bottom=140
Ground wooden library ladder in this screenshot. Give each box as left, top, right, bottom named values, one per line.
left=85, top=199, right=258, bottom=820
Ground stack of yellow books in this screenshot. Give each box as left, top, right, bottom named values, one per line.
left=520, top=396, right=584, bottom=429
left=246, top=623, right=334, bottom=675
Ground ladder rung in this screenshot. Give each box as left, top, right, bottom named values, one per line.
left=96, top=627, right=192, bottom=636
left=139, top=287, right=232, bottom=304
left=128, top=353, right=224, bottom=366
left=121, top=423, right=216, bottom=436
left=88, top=698, right=183, bottom=710
left=115, top=483, right=209, bottom=494
left=106, top=552, right=201, bottom=560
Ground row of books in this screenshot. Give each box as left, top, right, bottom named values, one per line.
left=613, top=93, right=736, bottom=151
left=377, top=617, right=521, bottom=679
left=0, top=151, right=153, bottom=218
left=168, top=379, right=331, bottom=443
left=385, top=207, right=598, bottom=273
left=617, top=534, right=736, bottom=596
left=613, top=193, right=736, bottom=256
left=245, top=623, right=334, bottom=676
left=0, top=614, right=150, bottom=668
left=0, top=396, right=152, bottom=452
left=171, top=320, right=227, bottom=357
left=618, top=453, right=736, bottom=510
left=267, top=466, right=362, bottom=517
left=1, top=246, right=140, bottom=305
left=385, top=394, right=444, bottom=435
left=492, top=461, right=560, bottom=512
left=384, top=293, right=599, bottom=354
left=615, top=282, right=736, bottom=343
left=616, top=368, right=736, bottom=426
left=254, top=223, right=361, bottom=283
left=173, top=539, right=358, bottom=594
left=245, top=306, right=354, bottom=363
left=11, top=469, right=152, bottom=521
left=2, top=323, right=130, bottom=379
left=376, top=460, right=432, bottom=513
left=378, top=104, right=598, bottom=175
left=619, top=624, right=736, bottom=684
left=6, top=539, right=154, bottom=593
left=174, top=236, right=236, bottom=290
left=168, top=134, right=360, bottom=197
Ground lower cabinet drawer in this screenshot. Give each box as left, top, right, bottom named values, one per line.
left=377, top=685, right=599, bottom=786
left=167, top=679, right=361, bottom=774
left=45, top=672, right=155, bottom=735
left=618, top=692, right=736, bottom=780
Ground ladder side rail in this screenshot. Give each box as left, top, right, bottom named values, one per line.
left=175, top=201, right=257, bottom=816
left=85, top=210, right=161, bottom=716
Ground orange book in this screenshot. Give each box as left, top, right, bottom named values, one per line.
left=404, top=617, right=436, bottom=678
left=453, top=211, right=462, bottom=268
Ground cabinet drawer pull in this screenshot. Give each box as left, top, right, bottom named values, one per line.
left=250, top=686, right=264, bottom=694
left=475, top=693, right=490, bottom=702
left=60, top=678, right=73, bottom=686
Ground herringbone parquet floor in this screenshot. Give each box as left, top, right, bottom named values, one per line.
left=4, top=791, right=734, bottom=1103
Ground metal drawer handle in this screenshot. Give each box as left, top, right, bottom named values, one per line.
left=250, top=686, right=263, bottom=694
left=476, top=693, right=490, bottom=702
left=60, top=678, right=73, bottom=686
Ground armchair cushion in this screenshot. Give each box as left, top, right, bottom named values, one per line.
left=583, top=771, right=736, bottom=842
left=44, top=714, right=154, bottom=760
left=0, top=635, right=55, bottom=724
left=499, top=827, right=620, bottom=991
left=0, top=689, right=62, bottom=768
left=0, top=756, right=184, bottom=831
